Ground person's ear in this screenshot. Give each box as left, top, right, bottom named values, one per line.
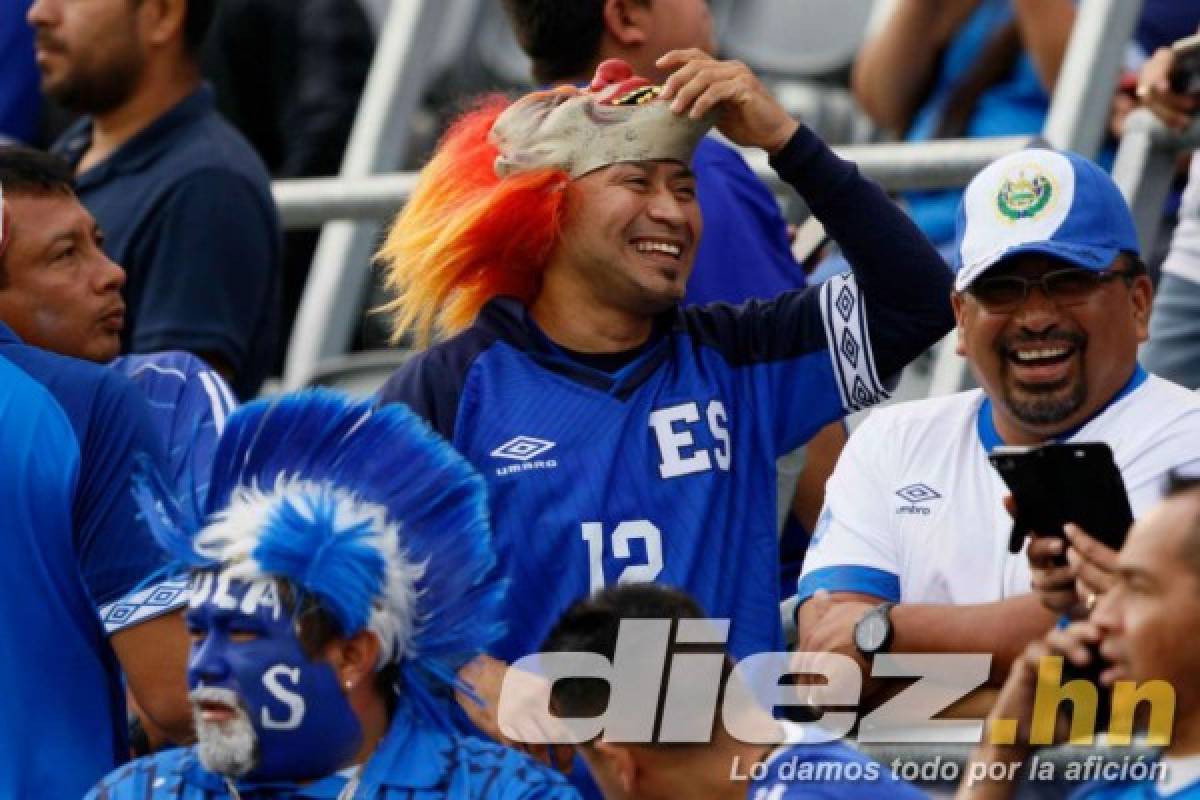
left=950, top=290, right=969, bottom=357
left=603, top=0, right=651, bottom=48
left=139, top=0, right=188, bottom=49
left=1129, top=273, right=1154, bottom=344
left=324, top=630, right=381, bottom=693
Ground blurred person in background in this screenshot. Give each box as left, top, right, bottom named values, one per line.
left=201, top=0, right=374, bottom=370
left=1137, top=41, right=1200, bottom=390
left=849, top=0, right=1200, bottom=268
left=29, top=0, right=280, bottom=399
left=0, top=0, right=39, bottom=145
left=852, top=0, right=1077, bottom=259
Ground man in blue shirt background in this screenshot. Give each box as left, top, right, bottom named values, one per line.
left=0, top=151, right=194, bottom=794
left=31, top=0, right=280, bottom=398
left=0, top=329, right=191, bottom=795
left=0, top=146, right=236, bottom=519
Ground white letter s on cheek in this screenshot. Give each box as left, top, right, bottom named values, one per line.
left=260, top=666, right=306, bottom=730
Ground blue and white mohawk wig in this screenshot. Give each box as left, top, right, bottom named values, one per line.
left=135, top=389, right=504, bottom=712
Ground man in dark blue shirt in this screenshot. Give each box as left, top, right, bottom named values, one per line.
left=0, top=145, right=236, bottom=523
left=31, top=0, right=280, bottom=398
left=0, top=151, right=195, bottom=791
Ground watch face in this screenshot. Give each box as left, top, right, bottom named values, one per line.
left=855, top=611, right=889, bottom=653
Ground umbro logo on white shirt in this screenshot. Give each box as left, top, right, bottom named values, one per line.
left=894, top=483, right=941, bottom=515
left=491, top=435, right=558, bottom=477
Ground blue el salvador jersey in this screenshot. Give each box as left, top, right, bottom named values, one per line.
left=0, top=323, right=175, bottom=798
left=378, top=125, right=953, bottom=663
left=112, top=350, right=238, bottom=504
left=88, top=700, right=578, bottom=799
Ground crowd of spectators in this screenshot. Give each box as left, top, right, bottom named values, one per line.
left=3, top=0, right=1200, bottom=798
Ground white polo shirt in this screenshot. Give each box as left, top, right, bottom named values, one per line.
left=797, top=368, right=1200, bottom=605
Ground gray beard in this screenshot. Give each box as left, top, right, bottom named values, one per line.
left=1003, top=376, right=1088, bottom=428
left=191, top=687, right=259, bottom=778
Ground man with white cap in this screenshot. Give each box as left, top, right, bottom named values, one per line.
left=797, top=147, right=1200, bottom=692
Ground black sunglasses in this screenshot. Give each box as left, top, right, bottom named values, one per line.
left=968, top=267, right=1135, bottom=313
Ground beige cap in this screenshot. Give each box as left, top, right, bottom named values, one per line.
left=489, top=60, right=715, bottom=180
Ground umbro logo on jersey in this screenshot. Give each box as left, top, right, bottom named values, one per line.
left=895, top=483, right=941, bottom=515
left=492, top=436, right=558, bottom=476
left=492, top=436, right=556, bottom=461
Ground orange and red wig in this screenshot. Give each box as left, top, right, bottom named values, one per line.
left=377, top=97, right=569, bottom=346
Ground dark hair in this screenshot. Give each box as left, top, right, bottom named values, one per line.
left=0, top=146, right=75, bottom=198
left=277, top=581, right=401, bottom=716
left=501, top=0, right=641, bottom=84
left=1118, top=251, right=1148, bottom=278
left=541, top=583, right=728, bottom=736
left=1158, top=470, right=1200, bottom=582
left=183, top=0, right=217, bottom=53
left=0, top=147, right=76, bottom=285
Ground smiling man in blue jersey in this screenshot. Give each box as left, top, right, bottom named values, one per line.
left=89, top=391, right=577, bottom=800
left=500, top=0, right=849, bottom=598
left=376, top=48, right=954, bottom=752
left=797, top=149, right=1200, bottom=697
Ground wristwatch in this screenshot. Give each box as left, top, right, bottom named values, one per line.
left=853, top=601, right=896, bottom=657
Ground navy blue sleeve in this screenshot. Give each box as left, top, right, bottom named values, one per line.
left=129, top=167, right=280, bottom=379
left=769, top=125, right=955, bottom=380
left=685, top=137, right=805, bottom=306
left=376, top=331, right=493, bottom=441
left=677, top=126, right=953, bottom=452
left=75, top=370, right=172, bottom=610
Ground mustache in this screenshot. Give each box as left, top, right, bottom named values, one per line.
left=34, top=33, right=67, bottom=54
left=190, top=686, right=248, bottom=712
left=996, top=329, right=1086, bottom=355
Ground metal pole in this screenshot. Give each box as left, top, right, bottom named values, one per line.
left=1112, top=110, right=1200, bottom=258
left=272, top=136, right=1037, bottom=229
left=283, top=0, right=448, bottom=390
left=1041, top=0, right=1142, bottom=158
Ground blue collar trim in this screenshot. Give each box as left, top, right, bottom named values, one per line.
left=976, top=364, right=1148, bottom=453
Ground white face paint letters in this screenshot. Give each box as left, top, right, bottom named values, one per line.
left=240, top=580, right=282, bottom=620
left=260, top=665, right=307, bottom=730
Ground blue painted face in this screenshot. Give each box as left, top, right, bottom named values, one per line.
left=186, top=570, right=363, bottom=783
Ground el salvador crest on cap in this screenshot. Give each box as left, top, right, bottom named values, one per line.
left=995, top=164, right=1057, bottom=223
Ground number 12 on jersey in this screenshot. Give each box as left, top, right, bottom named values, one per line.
left=581, top=520, right=664, bottom=592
